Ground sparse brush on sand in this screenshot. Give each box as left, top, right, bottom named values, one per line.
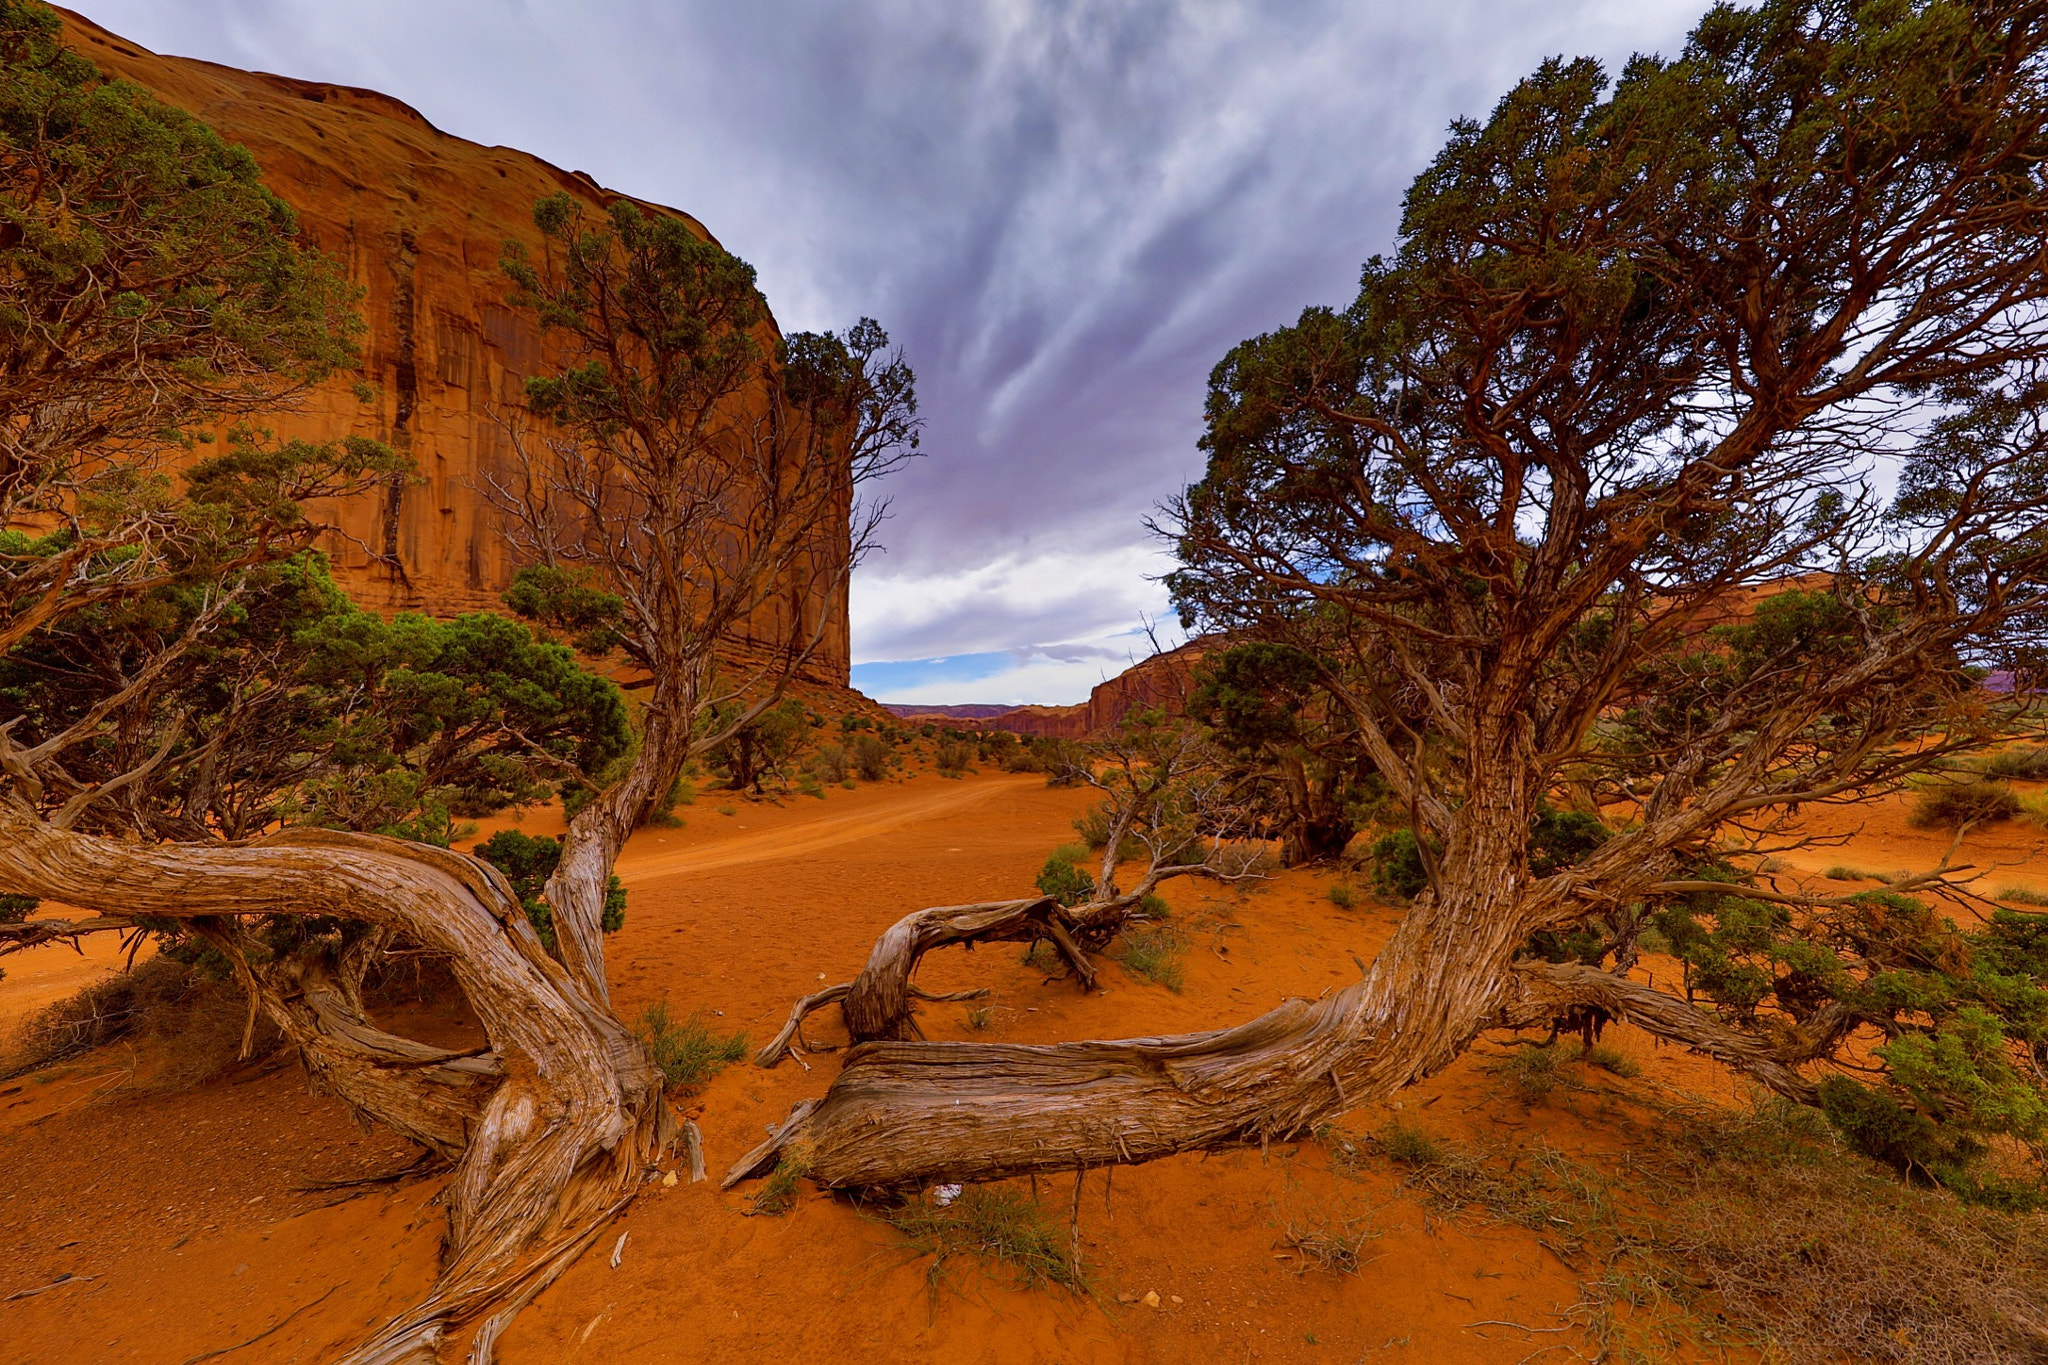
left=879, top=1185, right=1088, bottom=1294
left=1908, top=777, right=2024, bottom=828
left=1331, top=1092, right=2048, bottom=1364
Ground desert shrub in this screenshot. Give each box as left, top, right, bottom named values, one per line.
left=933, top=736, right=973, bottom=777
left=634, top=1000, right=745, bottom=1096
left=1002, top=747, right=1044, bottom=773
left=749, top=1141, right=812, bottom=1216
left=1367, top=828, right=1432, bottom=900
left=1272, top=1200, right=1382, bottom=1276
left=797, top=773, right=826, bottom=799
left=1352, top=1098, right=2048, bottom=1362
left=1115, top=923, right=1186, bottom=991
left=1034, top=844, right=1096, bottom=907
left=0, top=893, right=38, bottom=923
left=1909, top=777, right=2022, bottom=828
left=0, top=957, right=279, bottom=1087
left=963, top=1005, right=993, bottom=1031
left=882, top=1184, right=1086, bottom=1291
left=1327, top=882, right=1357, bottom=909
left=1983, top=745, right=2048, bottom=781
left=1583, top=1043, right=1642, bottom=1079
left=1998, top=887, right=2048, bottom=907
left=809, top=743, right=849, bottom=783
left=852, top=733, right=891, bottom=781
left=1138, top=892, right=1172, bottom=919
left=1493, top=1041, right=1569, bottom=1102
left=1035, top=738, right=1092, bottom=786
left=1377, top=1122, right=1446, bottom=1167
left=474, top=829, right=626, bottom=951
left=1637, top=1100, right=2048, bottom=1363
left=1822, top=865, right=1897, bottom=883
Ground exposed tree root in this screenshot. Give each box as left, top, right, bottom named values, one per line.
left=0, top=806, right=672, bottom=1364
left=729, top=922, right=1825, bottom=1194
left=755, top=895, right=1124, bottom=1067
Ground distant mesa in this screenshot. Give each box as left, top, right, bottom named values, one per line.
left=886, top=639, right=1215, bottom=739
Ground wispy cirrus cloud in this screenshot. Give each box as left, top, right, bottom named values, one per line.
left=85, top=0, right=1707, bottom=703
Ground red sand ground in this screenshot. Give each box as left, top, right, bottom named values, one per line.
left=3, top=771, right=2043, bottom=1363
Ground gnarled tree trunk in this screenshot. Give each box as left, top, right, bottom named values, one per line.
left=755, top=891, right=1170, bottom=1068
left=0, top=803, right=671, bottom=1364
left=730, top=838, right=1812, bottom=1192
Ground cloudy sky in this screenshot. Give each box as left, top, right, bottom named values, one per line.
left=84, top=0, right=1706, bottom=704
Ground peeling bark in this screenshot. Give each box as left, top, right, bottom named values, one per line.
left=730, top=881, right=1818, bottom=1192
left=0, top=803, right=671, bottom=1363
left=755, top=894, right=1145, bottom=1068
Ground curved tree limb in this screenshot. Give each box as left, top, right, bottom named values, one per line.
left=0, top=801, right=671, bottom=1363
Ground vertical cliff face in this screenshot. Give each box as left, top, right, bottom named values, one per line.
left=56, top=10, right=851, bottom=683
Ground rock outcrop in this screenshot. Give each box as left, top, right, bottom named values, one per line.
left=57, top=9, right=849, bottom=682
left=887, top=638, right=1215, bottom=739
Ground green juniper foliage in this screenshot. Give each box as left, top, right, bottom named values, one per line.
left=475, top=830, right=627, bottom=953
left=1164, top=0, right=2048, bottom=1215
left=1, top=0, right=376, bottom=651
left=1657, top=887, right=2048, bottom=1205
left=0, top=552, right=630, bottom=843
left=1189, top=641, right=1381, bottom=864
left=1034, top=843, right=1097, bottom=908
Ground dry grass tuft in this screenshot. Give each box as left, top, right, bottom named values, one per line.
left=1272, top=1197, right=1383, bottom=1275
left=635, top=1001, right=745, bottom=1096
left=0, top=958, right=265, bottom=1087
left=748, top=1141, right=813, bottom=1217
left=881, top=1184, right=1089, bottom=1293
left=1114, top=923, right=1187, bottom=992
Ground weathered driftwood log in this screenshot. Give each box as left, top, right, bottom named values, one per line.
left=727, top=895, right=1816, bottom=1193
left=755, top=894, right=1145, bottom=1068
left=0, top=803, right=670, bottom=1364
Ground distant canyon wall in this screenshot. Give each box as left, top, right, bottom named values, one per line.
left=888, top=639, right=1214, bottom=740
left=59, top=9, right=850, bottom=683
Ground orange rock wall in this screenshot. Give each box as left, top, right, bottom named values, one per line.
left=57, top=10, right=850, bottom=683
left=896, top=639, right=1215, bottom=740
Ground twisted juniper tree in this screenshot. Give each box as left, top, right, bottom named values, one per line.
left=731, top=0, right=2048, bottom=1198
left=0, top=4, right=918, bottom=1357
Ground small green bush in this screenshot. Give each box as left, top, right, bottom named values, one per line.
left=1072, top=803, right=1112, bottom=848
left=1997, top=886, right=2048, bottom=907
left=1494, top=1042, right=1567, bottom=1101
left=635, top=1000, right=746, bottom=1096
left=1034, top=845, right=1096, bottom=907
left=1379, top=1122, right=1446, bottom=1166
left=1908, top=778, right=2021, bottom=829
left=882, top=1184, right=1086, bottom=1291
left=809, top=744, right=849, bottom=784
left=0, top=893, right=38, bottom=924
left=1367, top=829, right=1433, bottom=900
left=474, top=829, right=625, bottom=950
left=1327, top=882, right=1357, bottom=909
left=1116, top=923, right=1186, bottom=992
left=1983, top=745, right=2048, bottom=781
left=852, top=733, right=891, bottom=782
left=934, top=737, right=973, bottom=777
